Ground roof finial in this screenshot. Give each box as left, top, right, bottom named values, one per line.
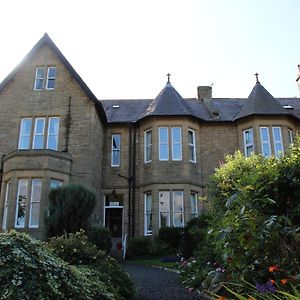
left=255, top=72, right=260, bottom=83
left=167, top=73, right=171, bottom=84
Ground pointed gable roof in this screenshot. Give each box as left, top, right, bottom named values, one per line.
left=142, top=82, right=194, bottom=118
left=0, top=33, right=107, bottom=122
left=234, top=82, right=287, bottom=120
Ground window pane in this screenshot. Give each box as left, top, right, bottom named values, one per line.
left=50, top=180, right=62, bottom=190
left=159, top=128, right=168, bottom=143
left=262, top=143, right=271, bottom=157
left=35, top=79, right=43, bottom=90
left=173, top=144, right=182, bottom=160
left=36, top=67, right=44, bottom=78
left=189, top=145, right=195, bottom=161
left=173, top=213, right=184, bottom=227
left=112, top=151, right=120, bottom=166
left=172, top=127, right=181, bottom=143
left=160, top=213, right=170, bottom=227
left=260, top=128, right=269, bottom=141
left=273, top=127, right=281, bottom=141
left=19, top=119, right=32, bottom=149
left=15, top=179, right=28, bottom=228
left=160, top=144, right=168, bottom=160
left=48, top=67, right=56, bottom=77
left=173, top=191, right=183, bottom=212
left=246, top=145, right=254, bottom=157
left=47, top=79, right=55, bottom=89
left=29, top=179, right=42, bottom=228
left=188, top=130, right=194, bottom=144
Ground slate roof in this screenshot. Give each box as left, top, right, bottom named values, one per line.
left=0, top=33, right=107, bottom=123
left=234, top=82, right=288, bottom=120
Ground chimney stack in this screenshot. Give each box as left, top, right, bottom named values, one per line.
left=197, top=86, right=212, bottom=100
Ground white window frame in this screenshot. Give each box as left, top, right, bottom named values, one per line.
left=173, top=191, right=184, bottom=227
left=171, top=127, right=182, bottom=161
left=243, top=128, right=254, bottom=157
left=144, top=129, right=152, bottom=163
left=32, top=118, right=46, bottom=149
left=159, top=127, right=169, bottom=161
left=260, top=127, right=271, bottom=158
left=188, top=129, right=196, bottom=163
left=2, top=181, right=11, bottom=230
left=18, top=118, right=32, bottom=150
left=159, top=191, right=170, bottom=227
left=144, top=193, right=152, bottom=236
left=29, top=179, right=42, bottom=228
left=111, top=134, right=121, bottom=167
left=15, top=179, right=28, bottom=228
left=34, top=67, right=44, bottom=90
left=46, top=67, right=56, bottom=90
left=47, top=117, right=60, bottom=150
left=272, top=126, right=284, bottom=158
left=190, top=192, right=198, bottom=219
left=288, top=129, right=293, bottom=145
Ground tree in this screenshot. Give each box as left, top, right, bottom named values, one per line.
left=47, top=184, right=96, bottom=238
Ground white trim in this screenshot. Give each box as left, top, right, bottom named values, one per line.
left=144, top=129, right=152, bottom=163
left=171, top=127, right=182, bottom=161
left=32, top=118, right=45, bottom=149
left=260, top=127, right=271, bottom=157
left=29, top=179, right=42, bottom=228
left=2, top=181, right=11, bottom=230
left=111, top=133, right=121, bottom=167
left=243, top=128, right=254, bottom=157
left=34, top=67, right=44, bottom=90
left=172, top=191, right=184, bottom=227
left=47, top=117, right=60, bottom=150
left=18, top=118, right=32, bottom=150
left=158, top=191, right=170, bottom=227
left=46, top=67, right=56, bottom=90
left=159, top=127, right=169, bottom=161
left=188, top=129, right=196, bottom=163
left=190, top=192, right=198, bottom=219
left=15, top=179, right=28, bottom=228
left=272, top=126, right=284, bottom=158
left=144, top=193, right=152, bottom=236
left=288, top=129, right=293, bottom=144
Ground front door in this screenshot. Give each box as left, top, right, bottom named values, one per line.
left=105, top=208, right=123, bottom=250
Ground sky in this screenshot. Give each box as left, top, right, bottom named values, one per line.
left=0, top=0, right=300, bottom=100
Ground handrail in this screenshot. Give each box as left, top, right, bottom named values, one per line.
left=122, top=233, right=127, bottom=260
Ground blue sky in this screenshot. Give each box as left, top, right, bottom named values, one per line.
left=0, top=0, right=299, bottom=99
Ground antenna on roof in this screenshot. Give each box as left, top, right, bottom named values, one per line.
left=255, top=72, right=260, bottom=84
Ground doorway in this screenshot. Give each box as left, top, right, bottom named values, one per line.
left=105, top=207, right=123, bottom=250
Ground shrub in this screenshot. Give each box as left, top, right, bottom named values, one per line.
left=48, top=229, right=103, bottom=265
left=47, top=184, right=96, bottom=238
left=87, top=224, right=112, bottom=254
left=158, top=226, right=183, bottom=250
left=0, top=230, right=115, bottom=300
left=181, top=213, right=211, bottom=258
left=126, top=236, right=152, bottom=259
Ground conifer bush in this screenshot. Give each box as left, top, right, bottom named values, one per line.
left=47, top=184, right=96, bottom=237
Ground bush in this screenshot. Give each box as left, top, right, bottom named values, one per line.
left=47, top=184, right=96, bottom=238
left=158, top=227, right=183, bottom=250
left=48, top=229, right=103, bottom=265
left=0, top=230, right=115, bottom=300
left=181, top=213, right=211, bottom=258
left=48, top=230, right=134, bottom=299
left=126, top=236, right=152, bottom=259
left=87, top=224, right=112, bottom=254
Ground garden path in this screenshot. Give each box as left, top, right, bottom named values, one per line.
left=123, top=263, right=199, bottom=300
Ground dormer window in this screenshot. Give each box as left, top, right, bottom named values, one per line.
left=34, top=66, right=56, bottom=90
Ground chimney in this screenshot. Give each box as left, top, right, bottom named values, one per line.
left=197, top=85, right=219, bottom=119
left=197, top=86, right=212, bottom=100
left=297, top=65, right=300, bottom=97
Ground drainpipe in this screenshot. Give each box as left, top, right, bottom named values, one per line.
left=64, top=96, right=72, bottom=152
left=128, top=125, right=133, bottom=238
left=131, top=125, right=137, bottom=237
left=0, top=155, right=4, bottom=195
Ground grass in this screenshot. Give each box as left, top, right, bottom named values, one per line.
left=127, top=257, right=179, bottom=269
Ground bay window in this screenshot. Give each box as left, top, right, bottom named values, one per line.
left=144, top=193, right=152, bottom=235
left=29, top=179, right=42, bottom=228
left=171, top=127, right=182, bottom=160
left=190, top=192, right=198, bottom=219
left=260, top=127, right=271, bottom=157
left=15, top=179, right=28, bottom=228
left=188, top=129, right=196, bottom=162
left=159, top=191, right=170, bottom=227
left=159, top=127, right=169, bottom=160
left=144, top=129, right=152, bottom=163
left=173, top=191, right=184, bottom=227
left=243, top=128, right=254, bottom=157
left=2, top=181, right=11, bottom=230
left=272, top=127, right=283, bottom=158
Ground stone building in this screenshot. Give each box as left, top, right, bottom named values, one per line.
left=0, top=34, right=299, bottom=247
